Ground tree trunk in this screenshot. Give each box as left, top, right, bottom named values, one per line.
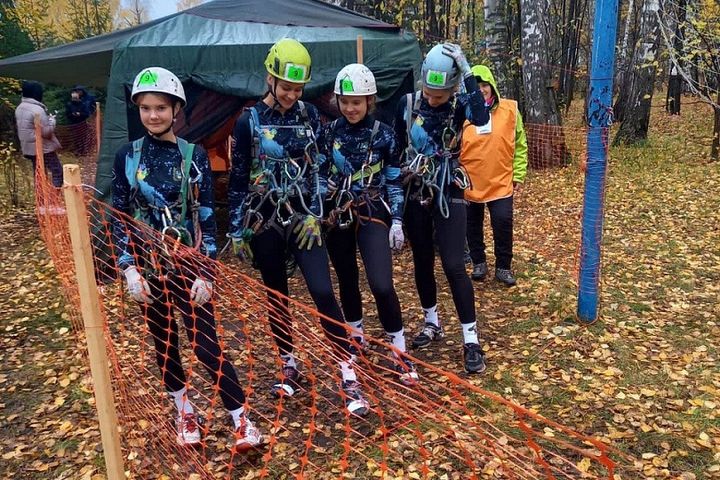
left=520, top=0, right=566, bottom=167
left=614, top=0, right=661, bottom=145
left=613, top=0, right=640, bottom=123
left=712, top=90, right=720, bottom=161
left=665, top=0, right=685, bottom=115
left=484, top=0, right=510, bottom=95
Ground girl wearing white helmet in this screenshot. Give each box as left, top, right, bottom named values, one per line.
left=112, top=66, right=263, bottom=451
left=393, top=43, right=491, bottom=374
left=321, top=63, right=418, bottom=386
left=227, top=40, right=370, bottom=416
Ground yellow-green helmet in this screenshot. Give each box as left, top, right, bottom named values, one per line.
left=264, top=38, right=312, bottom=84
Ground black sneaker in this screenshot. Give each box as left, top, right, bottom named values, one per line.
left=341, top=380, right=370, bottom=417
left=471, top=262, right=488, bottom=281
left=463, top=343, right=487, bottom=374
left=271, top=365, right=301, bottom=398
left=394, top=356, right=419, bottom=386
left=411, top=323, right=445, bottom=350
left=495, top=268, right=516, bottom=286
left=348, top=336, right=368, bottom=357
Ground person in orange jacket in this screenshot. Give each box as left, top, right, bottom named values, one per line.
left=460, top=65, right=528, bottom=286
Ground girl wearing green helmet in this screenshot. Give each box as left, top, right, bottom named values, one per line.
left=112, top=66, right=264, bottom=451
left=228, top=39, right=370, bottom=417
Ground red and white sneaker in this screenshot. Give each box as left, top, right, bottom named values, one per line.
left=175, top=413, right=202, bottom=446
left=234, top=415, right=264, bottom=453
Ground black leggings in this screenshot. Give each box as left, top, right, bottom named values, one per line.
left=404, top=198, right=476, bottom=326
left=141, top=272, right=246, bottom=411
left=250, top=223, right=350, bottom=359
left=326, top=204, right=403, bottom=334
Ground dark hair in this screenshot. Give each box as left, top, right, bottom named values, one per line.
left=21, top=80, right=44, bottom=102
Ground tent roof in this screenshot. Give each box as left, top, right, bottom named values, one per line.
left=0, top=0, right=399, bottom=87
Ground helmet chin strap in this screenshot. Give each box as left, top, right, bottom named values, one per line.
left=269, top=77, right=282, bottom=111
left=149, top=120, right=174, bottom=139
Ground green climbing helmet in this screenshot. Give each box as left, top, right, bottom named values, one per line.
left=131, top=67, right=186, bottom=106
left=264, top=38, right=312, bottom=84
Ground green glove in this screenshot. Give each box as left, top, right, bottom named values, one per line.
left=232, top=228, right=254, bottom=263
left=293, top=215, right=323, bottom=250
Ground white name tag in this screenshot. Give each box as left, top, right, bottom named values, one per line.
left=475, top=116, right=492, bottom=135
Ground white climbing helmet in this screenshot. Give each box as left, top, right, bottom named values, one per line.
left=131, top=67, right=186, bottom=106
left=334, top=63, right=377, bottom=96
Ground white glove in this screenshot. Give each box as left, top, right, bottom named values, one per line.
left=442, top=43, right=472, bottom=77
left=389, top=220, right=405, bottom=251
left=123, top=266, right=153, bottom=304
left=190, top=278, right=213, bottom=306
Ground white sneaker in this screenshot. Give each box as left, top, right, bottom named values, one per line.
left=342, top=380, right=370, bottom=417
left=175, top=413, right=202, bottom=446
left=234, top=415, right=264, bottom=452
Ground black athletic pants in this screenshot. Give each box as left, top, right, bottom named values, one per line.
left=250, top=222, right=350, bottom=359
left=326, top=202, right=403, bottom=335
left=142, top=271, right=246, bottom=411
left=404, top=197, right=477, bottom=326
left=466, top=196, right=513, bottom=270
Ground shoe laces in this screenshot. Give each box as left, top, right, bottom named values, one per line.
left=181, top=413, right=199, bottom=433
left=420, top=323, right=439, bottom=338
left=281, top=365, right=298, bottom=380
left=343, top=380, right=363, bottom=398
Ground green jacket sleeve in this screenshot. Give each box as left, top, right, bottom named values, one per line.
left=513, top=109, right=528, bottom=183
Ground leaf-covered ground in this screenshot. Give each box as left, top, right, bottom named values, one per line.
left=1, top=98, right=719, bottom=479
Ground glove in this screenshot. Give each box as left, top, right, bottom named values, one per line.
left=123, top=266, right=153, bottom=304
left=388, top=219, right=405, bottom=251
left=293, top=215, right=323, bottom=250
left=190, top=278, right=213, bottom=306
left=232, top=228, right=254, bottom=263
left=442, top=43, right=472, bottom=77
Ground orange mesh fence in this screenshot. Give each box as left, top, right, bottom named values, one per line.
left=30, top=119, right=621, bottom=478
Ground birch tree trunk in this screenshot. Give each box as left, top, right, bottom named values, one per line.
left=520, top=0, right=566, bottom=167
left=484, top=0, right=510, bottom=95
left=614, top=0, right=661, bottom=145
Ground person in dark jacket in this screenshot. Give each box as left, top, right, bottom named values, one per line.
left=65, top=85, right=96, bottom=154
left=321, top=63, right=418, bottom=386
left=393, top=43, right=490, bottom=374
left=65, top=85, right=96, bottom=124
left=112, top=66, right=263, bottom=451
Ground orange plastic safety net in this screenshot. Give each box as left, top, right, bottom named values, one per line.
left=32, top=115, right=618, bottom=479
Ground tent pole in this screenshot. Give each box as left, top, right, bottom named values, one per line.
left=356, top=35, right=363, bottom=64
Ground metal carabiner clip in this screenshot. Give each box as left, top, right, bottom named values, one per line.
left=453, top=166, right=471, bottom=190
left=359, top=163, right=376, bottom=189
left=276, top=200, right=295, bottom=227
left=442, top=125, right=457, bottom=151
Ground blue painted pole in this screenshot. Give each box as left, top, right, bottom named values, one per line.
left=577, top=0, right=619, bottom=323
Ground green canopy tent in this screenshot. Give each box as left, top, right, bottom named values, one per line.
left=0, top=0, right=422, bottom=202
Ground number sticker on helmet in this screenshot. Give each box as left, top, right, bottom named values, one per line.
left=341, top=78, right=354, bottom=93
left=137, top=69, right=159, bottom=87
left=285, top=63, right=307, bottom=82
left=426, top=70, right=447, bottom=88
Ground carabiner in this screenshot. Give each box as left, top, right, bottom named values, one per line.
left=276, top=199, right=295, bottom=227
left=452, top=166, right=471, bottom=190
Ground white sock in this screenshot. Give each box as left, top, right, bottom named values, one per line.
left=339, top=360, right=357, bottom=383
left=280, top=353, right=297, bottom=369
left=423, top=305, right=440, bottom=327
left=228, top=406, right=245, bottom=429
left=347, top=319, right=364, bottom=342
left=386, top=328, right=407, bottom=356
left=461, top=322, right=479, bottom=345
left=168, top=387, right=194, bottom=416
